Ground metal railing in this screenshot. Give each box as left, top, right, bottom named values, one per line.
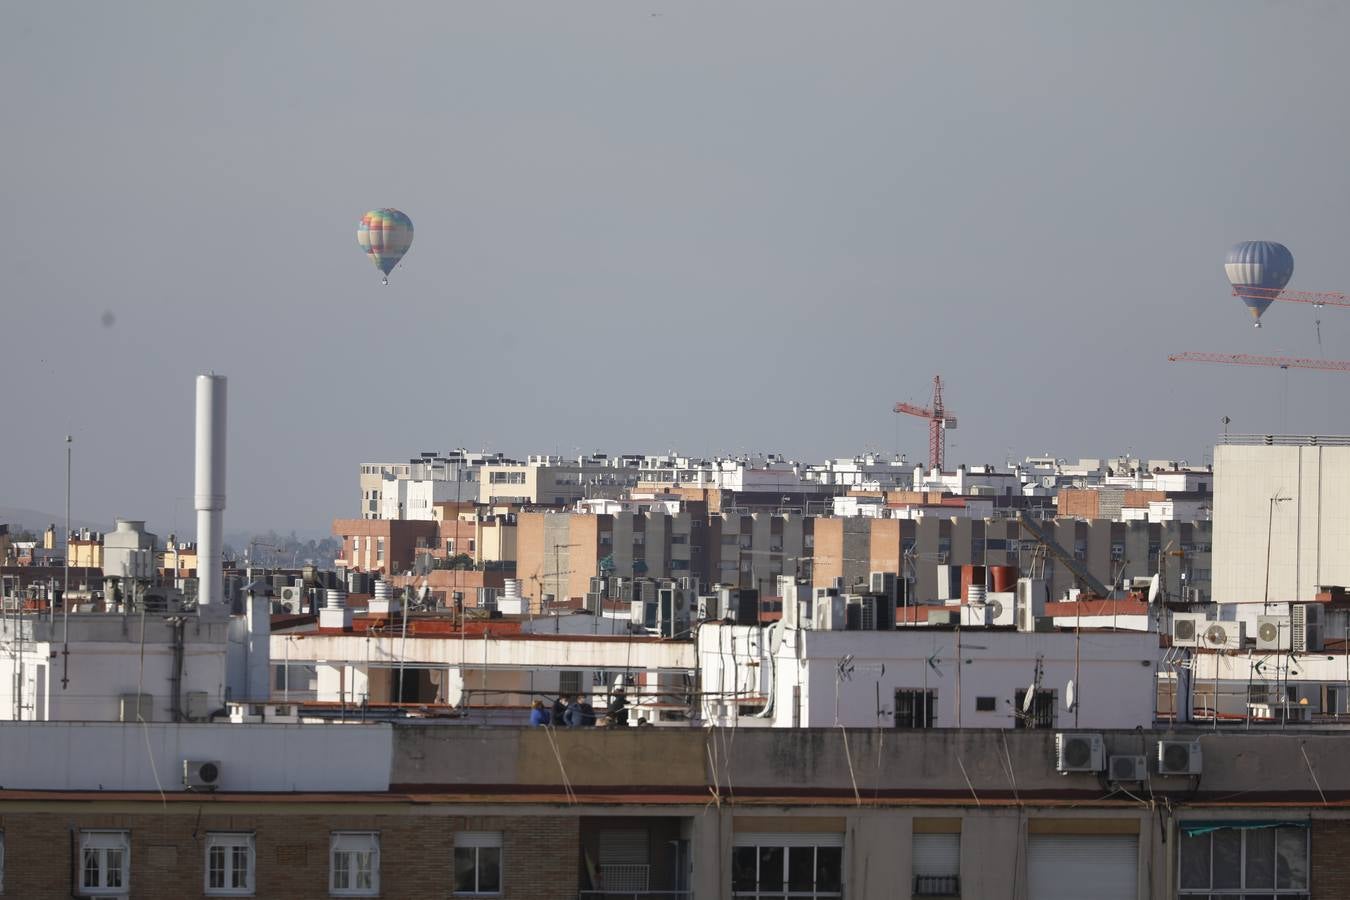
left=1220, top=433, right=1350, bottom=446
left=578, top=893, right=692, bottom=900
left=914, top=874, right=961, bottom=896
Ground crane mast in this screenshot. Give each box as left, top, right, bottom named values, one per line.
left=894, top=375, right=957, bottom=473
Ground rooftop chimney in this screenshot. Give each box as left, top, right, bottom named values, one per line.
left=195, top=374, right=226, bottom=608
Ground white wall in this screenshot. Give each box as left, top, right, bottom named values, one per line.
left=1212, top=445, right=1350, bottom=604
left=699, top=623, right=1159, bottom=730
left=0, top=722, right=391, bottom=791
left=0, top=616, right=230, bottom=722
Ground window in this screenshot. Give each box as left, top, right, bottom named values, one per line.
left=376, top=538, right=385, bottom=564
left=1014, top=689, right=1057, bottom=729
left=913, top=831, right=960, bottom=897
left=446, top=539, right=455, bottom=553
left=1178, top=823, right=1308, bottom=896
left=895, top=689, right=937, bottom=729
left=330, top=832, right=379, bottom=896
left=81, top=830, right=130, bottom=895
left=732, top=834, right=843, bottom=898
left=453, top=832, right=502, bottom=894
left=205, top=833, right=254, bottom=895
left=975, top=696, right=997, bottom=712
left=559, top=671, right=582, bottom=696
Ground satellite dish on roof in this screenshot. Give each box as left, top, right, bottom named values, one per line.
left=1022, top=681, right=1037, bottom=714
left=1148, top=573, right=1161, bottom=604
left=1065, top=679, right=1077, bottom=712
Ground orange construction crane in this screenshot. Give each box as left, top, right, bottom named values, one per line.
left=1232, top=286, right=1350, bottom=311
left=894, top=375, right=957, bottom=473
left=1168, top=352, right=1350, bottom=373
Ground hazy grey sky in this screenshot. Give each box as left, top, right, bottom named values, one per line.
left=4, top=2, right=1350, bottom=533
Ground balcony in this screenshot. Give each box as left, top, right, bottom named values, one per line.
left=579, top=816, right=691, bottom=900
left=914, top=873, right=961, bottom=896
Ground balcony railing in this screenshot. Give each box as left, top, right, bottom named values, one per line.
left=914, top=873, right=961, bottom=896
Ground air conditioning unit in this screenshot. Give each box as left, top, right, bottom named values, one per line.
left=1255, top=615, right=1291, bottom=651
left=1292, top=603, right=1324, bottom=652
left=1171, top=613, right=1206, bottom=647
left=1016, top=578, right=1046, bottom=632
left=185, top=691, right=211, bottom=722
left=1108, top=755, right=1147, bottom=782
left=870, top=571, right=899, bottom=601
left=697, top=594, right=720, bottom=621
left=1055, top=733, right=1105, bottom=773
left=630, top=598, right=657, bottom=631
left=119, top=693, right=153, bottom=723
left=1157, top=739, right=1202, bottom=776
left=986, top=593, right=1015, bottom=627
left=183, top=759, right=222, bottom=791
left=589, top=576, right=606, bottom=594
left=816, top=593, right=847, bottom=630
left=1201, top=620, right=1244, bottom=651
left=657, top=587, right=691, bottom=639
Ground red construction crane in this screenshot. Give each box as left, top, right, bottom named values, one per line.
left=1232, top=287, right=1350, bottom=310
left=1168, top=352, right=1350, bottom=373
left=894, top=375, right=957, bottom=472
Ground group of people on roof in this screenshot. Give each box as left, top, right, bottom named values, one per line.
left=529, top=689, right=631, bottom=728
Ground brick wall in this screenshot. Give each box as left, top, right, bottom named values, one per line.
left=1313, top=821, right=1350, bottom=900
left=1055, top=489, right=1100, bottom=519
left=0, top=810, right=579, bottom=900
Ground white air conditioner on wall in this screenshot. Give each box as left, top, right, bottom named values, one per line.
left=1201, top=620, right=1244, bottom=651
left=1054, top=733, right=1105, bottom=773
left=1255, top=615, right=1290, bottom=651
left=1157, top=739, right=1202, bottom=776
left=1171, top=613, right=1205, bottom=647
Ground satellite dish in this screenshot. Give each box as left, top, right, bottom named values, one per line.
left=1022, top=681, right=1037, bottom=714
left=1065, top=680, right=1077, bottom=712
left=1147, top=573, right=1161, bottom=604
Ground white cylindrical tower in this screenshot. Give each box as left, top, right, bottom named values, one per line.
left=195, top=374, right=227, bottom=608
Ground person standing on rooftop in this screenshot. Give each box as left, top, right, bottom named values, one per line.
left=529, top=699, right=551, bottom=727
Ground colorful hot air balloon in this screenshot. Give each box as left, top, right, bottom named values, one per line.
left=357, top=209, right=414, bottom=284
left=1225, top=241, right=1294, bottom=328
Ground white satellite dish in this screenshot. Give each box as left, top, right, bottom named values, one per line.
left=1022, top=681, right=1037, bottom=714
left=1065, top=679, right=1077, bottom=712
left=1147, top=573, right=1161, bottom=604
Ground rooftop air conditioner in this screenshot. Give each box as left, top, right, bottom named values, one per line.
left=1201, top=620, right=1244, bottom=651
left=1171, top=613, right=1205, bottom=647
left=986, top=593, right=1015, bottom=627
left=1055, top=733, right=1105, bottom=773
left=870, top=571, right=899, bottom=601
left=1292, top=603, right=1324, bottom=653
left=183, top=759, right=222, bottom=791
left=1255, top=615, right=1290, bottom=651
left=1157, top=739, right=1202, bottom=776
left=1108, top=755, right=1147, bottom=783
left=697, top=594, right=720, bottom=621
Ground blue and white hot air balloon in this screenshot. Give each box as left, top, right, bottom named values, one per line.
left=1225, top=241, right=1294, bottom=328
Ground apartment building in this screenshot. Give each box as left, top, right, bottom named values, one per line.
left=358, top=451, right=502, bottom=519
left=1, top=722, right=1346, bottom=899
left=516, top=509, right=705, bottom=611
left=812, top=516, right=1212, bottom=604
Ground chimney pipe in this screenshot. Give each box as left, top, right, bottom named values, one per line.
left=195, top=374, right=226, bottom=608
